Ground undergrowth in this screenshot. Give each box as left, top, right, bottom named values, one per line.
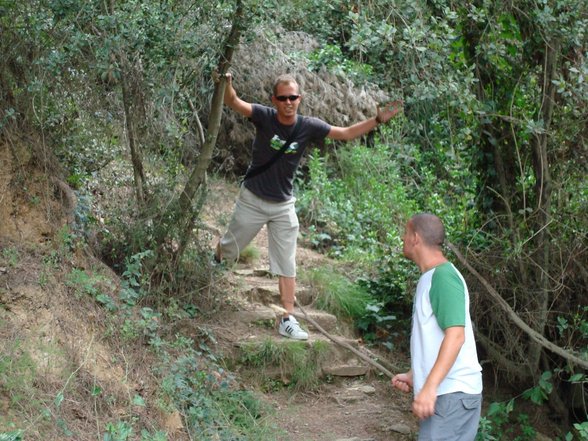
left=0, top=238, right=287, bottom=441
left=158, top=350, right=284, bottom=441
left=237, top=338, right=330, bottom=392
left=299, top=265, right=371, bottom=320
left=297, top=143, right=416, bottom=268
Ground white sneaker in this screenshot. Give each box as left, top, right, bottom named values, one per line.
left=279, top=316, right=309, bottom=340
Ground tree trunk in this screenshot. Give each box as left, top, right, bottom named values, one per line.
left=121, top=61, right=146, bottom=207
left=527, top=40, right=557, bottom=373
left=178, top=2, right=243, bottom=215
left=170, top=0, right=245, bottom=257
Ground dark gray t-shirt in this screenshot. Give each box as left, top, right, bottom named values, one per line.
left=243, top=104, right=331, bottom=202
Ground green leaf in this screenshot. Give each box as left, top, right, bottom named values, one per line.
left=569, top=373, right=585, bottom=382
left=132, top=394, right=146, bottom=407
left=505, top=398, right=515, bottom=413
left=0, top=431, right=23, bottom=441
left=54, top=391, right=64, bottom=407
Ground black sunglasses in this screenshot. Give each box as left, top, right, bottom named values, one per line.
left=275, top=95, right=300, bottom=102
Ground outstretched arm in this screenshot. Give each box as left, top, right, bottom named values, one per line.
left=327, top=100, right=403, bottom=141
left=222, top=73, right=253, bottom=118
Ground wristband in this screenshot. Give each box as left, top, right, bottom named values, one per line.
left=375, top=114, right=383, bottom=124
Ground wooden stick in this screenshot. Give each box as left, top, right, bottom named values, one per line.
left=270, top=303, right=395, bottom=379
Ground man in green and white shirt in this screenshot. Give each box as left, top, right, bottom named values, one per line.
left=392, top=213, right=482, bottom=440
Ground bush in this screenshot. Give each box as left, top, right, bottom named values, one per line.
left=297, top=143, right=416, bottom=269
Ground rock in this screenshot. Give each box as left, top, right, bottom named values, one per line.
left=246, top=284, right=281, bottom=304
left=232, top=304, right=276, bottom=323
left=233, top=268, right=272, bottom=277
left=383, top=422, right=412, bottom=435
left=334, top=384, right=377, bottom=404
left=323, top=364, right=369, bottom=377
left=335, top=392, right=364, bottom=404
left=348, top=385, right=376, bottom=395
left=334, top=438, right=376, bottom=441
left=295, top=287, right=315, bottom=305
left=300, top=309, right=337, bottom=332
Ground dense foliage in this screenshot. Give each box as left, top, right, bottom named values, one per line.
left=291, top=0, right=588, bottom=436
left=1, top=0, right=587, bottom=438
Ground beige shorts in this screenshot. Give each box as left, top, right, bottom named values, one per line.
left=219, top=186, right=298, bottom=277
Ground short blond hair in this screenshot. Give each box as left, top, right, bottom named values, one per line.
left=272, top=74, right=299, bottom=96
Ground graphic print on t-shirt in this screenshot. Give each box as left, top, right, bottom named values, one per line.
left=270, top=135, right=299, bottom=154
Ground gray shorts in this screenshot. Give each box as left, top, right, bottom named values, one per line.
left=418, top=392, right=482, bottom=441
left=219, top=186, right=298, bottom=277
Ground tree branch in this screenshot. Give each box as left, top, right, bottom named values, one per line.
left=447, top=242, right=588, bottom=370
left=294, top=302, right=396, bottom=379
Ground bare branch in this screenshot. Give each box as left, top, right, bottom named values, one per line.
left=448, top=242, right=588, bottom=370
left=270, top=303, right=398, bottom=379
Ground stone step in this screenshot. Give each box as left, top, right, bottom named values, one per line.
left=241, top=281, right=315, bottom=307
left=227, top=267, right=370, bottom=383
left=233, top=268, right=316, bottom=306
left=227, top=303, right=338, bottom=333
left=323, top=362, right=369, bottom=377
left=233, top=268, right=272, bottom=278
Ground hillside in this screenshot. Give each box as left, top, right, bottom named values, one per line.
left=0, top=142, right=418, bottom=440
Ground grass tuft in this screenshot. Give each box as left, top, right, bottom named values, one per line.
left=239, top=338, right=330, bottom=391
left=300, top=265, right=372, bottom=320
left=239, top=245, right=261, bottom=265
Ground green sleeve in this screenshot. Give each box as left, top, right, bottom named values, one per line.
left=430, top=263, right=466, bottom=329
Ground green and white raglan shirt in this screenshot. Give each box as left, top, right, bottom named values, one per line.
left=410, top=262, right=483, bottom=397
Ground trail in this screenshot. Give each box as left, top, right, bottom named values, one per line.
left=202, top=181, right=417, bottom=441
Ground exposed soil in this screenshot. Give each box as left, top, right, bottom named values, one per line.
left=264, top=381, right=416, bottom=441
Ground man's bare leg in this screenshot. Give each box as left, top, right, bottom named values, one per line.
left=279, top=276, right=296, bottom=316
left=278, top=275, right=308, bottom=339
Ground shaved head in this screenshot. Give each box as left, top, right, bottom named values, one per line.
left=409, top=213, right=445, bottom=248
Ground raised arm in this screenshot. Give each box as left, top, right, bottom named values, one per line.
left=327, top=100, right=403, bottom=141
left=223, top=73, right=253, bottom=118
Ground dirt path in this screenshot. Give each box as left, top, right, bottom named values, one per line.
left=265, top=380, right=416, bottom=441
left=203, top=181, right=418, bottom=441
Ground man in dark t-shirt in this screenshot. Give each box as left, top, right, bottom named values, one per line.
left=216, top=73, right=402, bottom=339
